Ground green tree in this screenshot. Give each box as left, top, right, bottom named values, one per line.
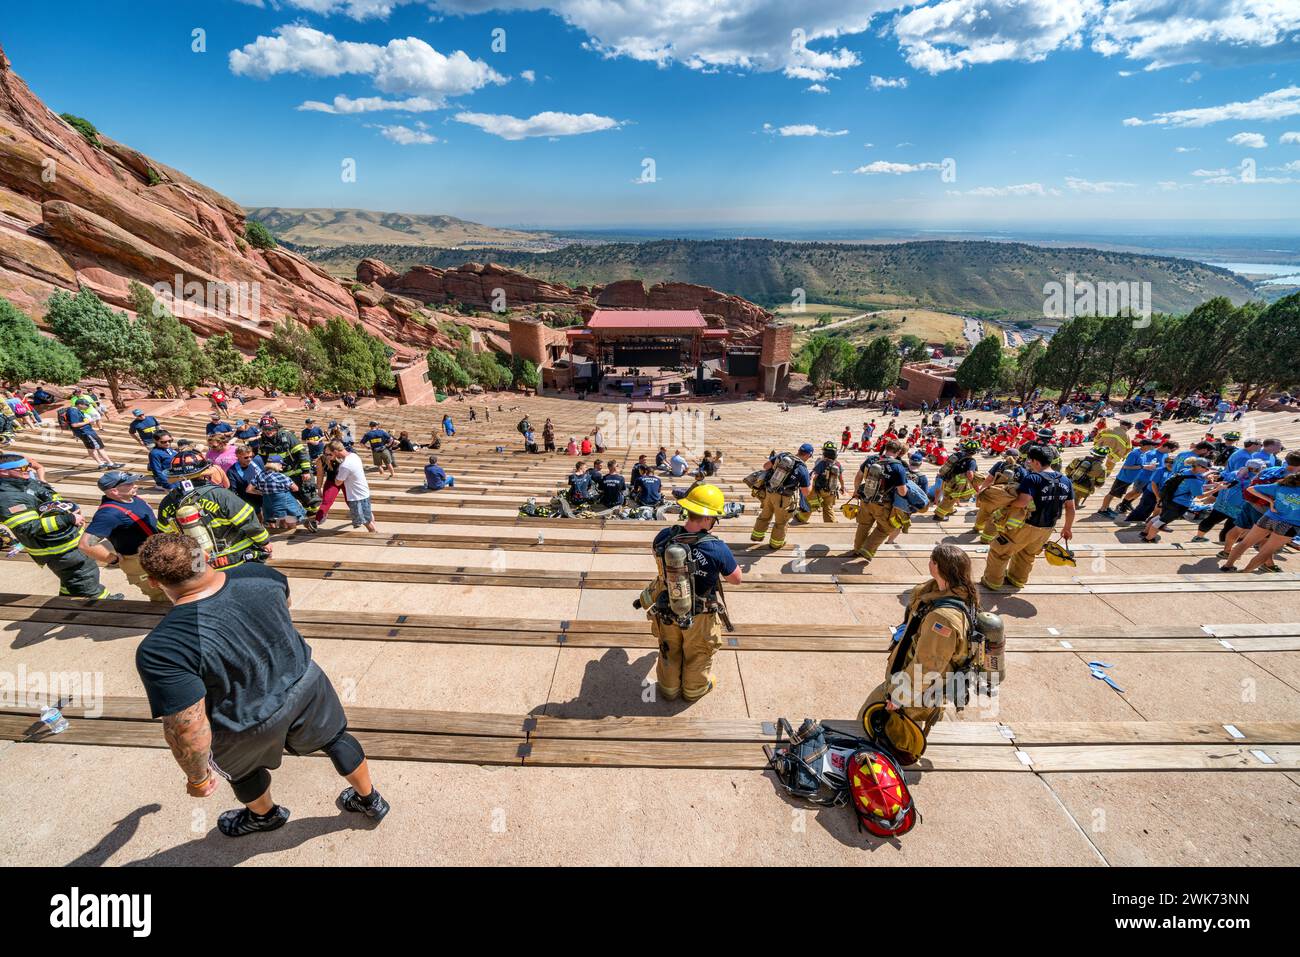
left=242, top=344, right=301, bottom=394
left=898, top=334, right=930, bottom=363
left=129, top=282, right=208, bottom=396
left=1231, top=292, right=1300, bottom=401
left=850, top=336, right=901, bottom=398
left=955, top=335, right=1002, bottom=393
left=1119, top=314, right=1169, bottom=399
left=1088, top=313, right=1136, bottom=401
left=1156, top=297, right=1253, bottom=396
left=45, top=287, right=152, bottom=410
left=203, top=333, right=246, bottom=389
left=511, top=355, right=541, bottom=389
left=244, top=220, right=277, bottom=250
left=267, top=319, right=327, bottom=391
left=1039, top=315, right=1098, bottom=401
left=1005, top=339, right=1046, bottom=404
left=0, top=297, right=82, bottom=387
left=427, top=348, right=471, bottom=389
left=366, top=334, right=396, bottom=391
left=313, top=316, right=380, bottom=393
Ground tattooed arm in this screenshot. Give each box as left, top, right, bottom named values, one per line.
left=161, top=699, right=213, bottom=791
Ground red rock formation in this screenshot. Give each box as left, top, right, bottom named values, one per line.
left=365, top=264, right=773, bottom=338
left=0, top=43, right=447, bottom=359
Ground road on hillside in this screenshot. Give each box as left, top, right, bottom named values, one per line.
left=962, top=317, right=983, bottom=348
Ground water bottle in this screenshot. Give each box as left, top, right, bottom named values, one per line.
left=536, top=533, right=545, bottom=545
left=39, top=706, right=69, bottom=734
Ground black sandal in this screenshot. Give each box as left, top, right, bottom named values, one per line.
left=218, top=805, right=290, bottom=837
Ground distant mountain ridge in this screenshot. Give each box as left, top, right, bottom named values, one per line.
left=299, top=237, right=1258, bottom=319
left=246, top=207, right=556, bottom=250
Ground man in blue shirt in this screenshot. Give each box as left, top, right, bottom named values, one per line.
left=751, top=443, right=813, bottom=551
left=300, top=419, right=325, bottom=461
left=566, top=462, right=594, bottom=505
left=1098, top=438, right=1158, bottom=516
left=235, top=418, right=261, bottom=451
left=148, top=432, right=177, bottom=489
left=645, top=483, right=741, bottom=702
left=206, top=412, right=233, bottom=438
left=67, top=399, right=117, bottom=469
left=847, top=439, right=911, bottom=563
left=128, top=409, right=161, bottom=447
left=599, top=462, right=627, bottom=508
left=423, top=455, right=454, bottom=491
left=226, top=444, right=266, bottom=511
left=78, top=470, right=165, bottom=602
left=1227, top=439, right=1265, bottom=473
left=981, top=446, right=1075, bottom=590
left=635, top=471, right=663, bottom=508
left=360, top=421, right=395, bottom=478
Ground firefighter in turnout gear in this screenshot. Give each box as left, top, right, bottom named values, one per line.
left=972, top=451, right=1028, bottom=544
left=750, top=443, right=813, bottom=550
left=1093, top=419, right=1133, bottom=475
left=638, top=484, right=741, bottom=702
left=256, top=415, right=321, bottom=523
left=859, top=544, right=999, bottom=754
left=1064, top=446, right=1112, bottom=507
left=156, top=450, right=271, bottom=569
left=933, top=439, right=982, bottom=520
left=981, top=446, right=1076, bottom=591
left=0, top=452, right=119, bottom=599
left=810, top=442, right=846, bottom=522
left=846, top=439, right=910, bottom=563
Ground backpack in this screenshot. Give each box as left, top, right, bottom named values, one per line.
left=765, top=718, right=920, bottom=838
left=56, top=406, right=73, bottom=431
left=813, top=460, right=839, bottom=493
left=858, top=456, right=902, bottom=504
left=1160, top=471, right=1190, bottom=503
left=517, top=418, right=530, bottom=435
left=937, top=453, right=971, bottom=482
left=765, top=451, right=800, bottom=495
left=894, top=479, right=930, bottom=513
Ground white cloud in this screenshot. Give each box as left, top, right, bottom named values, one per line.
left=806, top=83, right=830, bottom=94
left=1281, top=131, right=1300, bottom=144
left=1123, top=86, right=1300, bottom=128
left=1064, top=176, right=1135, bottom=192
left=952, top=183, right=1050, bottom=196
left=1173, top=146, right=1198, bottom=153
left=1192, top=168, right=1230, bottom=177
left=894, top=0, right=1100, bottom=74
left=520, top=70, right=536, bottom=83
left=1270, top=160, right=1300, bottom=172
left=1228, top=132, right=1267, bottom=149
left=1117, top=69, right=1134, bottom=76
left=1181, top=71, right=1201, bottom=84
left=853, top=160, right=941, bottom=174
left=297, top=94, right=441, bottom=113
left=763, top=123, right=849, bottom=137
left=235, top=0, right=413, bottom=18
left=1091, top=0, right=1300, bottom=71
left=374, top=123, right=438, bottom=145
left=869, top=75, right=908, bottom=89
left=229, top=25, right=507, bottom=106
left=454, top=110, right=624, bottom=140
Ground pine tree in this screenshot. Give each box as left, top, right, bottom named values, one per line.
left=203, top=333, right=246, bottom=389
left=955, top=335, right=1003, bottom=393
left=45, top=287, right=151, bottom=410
left=129, top=282, right=208, bottom=396
left=0, top=297, right=82, bottom=387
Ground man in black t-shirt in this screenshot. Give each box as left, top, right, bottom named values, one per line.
left=981, top=447, right=1075, bottom=590
left=135, top=534, right=390, bottom=837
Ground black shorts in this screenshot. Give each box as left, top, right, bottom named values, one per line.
left=209, top=662, right=347, bottom=785
left=1107, top=478, right=1133, bottom=497
left=77, top=428, right=104, bottom=451
left=1257, top=515, right=1299, bottom=538
left=1155, top=503, right=1188, bottom=526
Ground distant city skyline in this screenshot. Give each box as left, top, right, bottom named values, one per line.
left=4, top=1, right=1299, bottom=227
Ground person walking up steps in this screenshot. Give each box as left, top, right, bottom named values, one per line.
left=750, top=443, right=813, bottom=550
left=845, top=439, right=910, bottom=564
left=981, top=446, right=1075, bottom=591
left=811, top=442, right=845, bottom=522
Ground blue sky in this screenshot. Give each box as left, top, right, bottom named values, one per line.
left=4, top=1, right=1299, bottom=228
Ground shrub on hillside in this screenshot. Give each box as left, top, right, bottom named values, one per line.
left=244, top=221, right=278, bottom=250
left=60, top=113, right=101, bottom=148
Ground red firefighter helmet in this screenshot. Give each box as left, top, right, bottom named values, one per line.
left=848, top=748, right=918, bottom=838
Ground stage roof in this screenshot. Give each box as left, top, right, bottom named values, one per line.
left=587, top=309, right=707, bottom=330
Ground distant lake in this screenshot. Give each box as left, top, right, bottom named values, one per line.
left=1207, top=261, right=1300, bottom=275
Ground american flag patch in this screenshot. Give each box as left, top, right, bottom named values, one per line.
left=932, top=621, right=954, bottom=638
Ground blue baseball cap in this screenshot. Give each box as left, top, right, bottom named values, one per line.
left=131, top=408, right=144, bottom=416
left=909, top=451, right=925, bottom=462
left=97, top=470, right=146, bottom=491
left=798, top=442, right=815, bottom=454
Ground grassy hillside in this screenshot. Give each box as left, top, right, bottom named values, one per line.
left=245, top=207, right=558, bottom=251
left=301, top=238, right=1258, bottom=318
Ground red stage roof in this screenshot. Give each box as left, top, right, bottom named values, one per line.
left=587, top=309, right=706, bottom=330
